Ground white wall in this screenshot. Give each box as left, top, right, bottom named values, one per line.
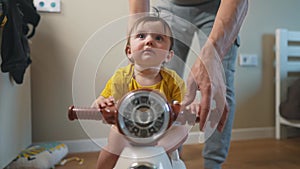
left=0, top=61, right=31, bottom=167
left=30, top=0, right=129, bottom=142
left=29, top=0, right=300, bottom=143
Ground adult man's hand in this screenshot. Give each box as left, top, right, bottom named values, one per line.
left=181, top=40, right=228, bottom=132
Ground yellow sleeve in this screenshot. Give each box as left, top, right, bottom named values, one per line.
left=169, top=73, right=186, bottom=103
left=100, top=74, right=126, bottom=100
left=100, top=78, right=112, bottom=98
left=161, top=68, right=186, bottom=103
left=100, top=65, right=132, bottom=100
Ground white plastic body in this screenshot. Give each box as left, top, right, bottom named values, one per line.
left=114, top=146, right=186, bottom=169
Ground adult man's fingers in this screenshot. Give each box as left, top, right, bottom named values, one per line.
left=199, top=91, right=211, bottom=131
left=181, top=73, right=198, bottom=107
left=217, top=104, right=229, bottom=132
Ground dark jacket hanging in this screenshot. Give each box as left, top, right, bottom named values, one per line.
left=1, top=0, right=40, bottom=84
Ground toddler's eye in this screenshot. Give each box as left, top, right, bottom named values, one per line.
left=136, top=33, right=145, bottom=39
left=155, top=35, right=163, bottom=41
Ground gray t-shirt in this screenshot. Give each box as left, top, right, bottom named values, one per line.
left=169, top=0, right=211, bottom=5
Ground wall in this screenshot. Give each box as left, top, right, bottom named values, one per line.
left=235, top=0, right=300, bottom=128
left=0, top=72, right=32, bottom=168
left=30, top=0, right=300, bottom=143
left=30, top=0, right=129, bottom=142
left=0, top=28, right=32, bottom=167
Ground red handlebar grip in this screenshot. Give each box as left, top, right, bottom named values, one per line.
left=68, top=105, right=77, bottom=120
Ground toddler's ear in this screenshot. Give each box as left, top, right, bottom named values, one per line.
left=125, top=45, right=134, bottom=63
left=125, top=45, right=131, bottom=55
left=165, top=50, right=174, bottom=62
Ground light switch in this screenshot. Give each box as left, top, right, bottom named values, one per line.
left=34, top=0, right=61, bottom=13
left=239, top=54, right=258, bottom=67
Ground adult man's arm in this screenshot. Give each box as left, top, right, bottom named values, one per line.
left=128, top=0, right=149, bottom=14
left=209, top=0, right=248, bottom=58
left=183, top=0, right=248, bottom=132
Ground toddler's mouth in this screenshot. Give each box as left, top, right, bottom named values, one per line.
left=143, top=49, right=155, bottom=55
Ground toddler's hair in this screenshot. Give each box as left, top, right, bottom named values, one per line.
left=126, top=15, right=174, bottom=52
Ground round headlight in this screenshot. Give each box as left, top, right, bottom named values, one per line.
left=117, top=89, right=171, bottom=145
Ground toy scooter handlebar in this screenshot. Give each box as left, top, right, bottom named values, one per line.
left=68, top=106, right=101, bottom=121
left=68, top=103, right=199, bottom=125
left=68, top=89, right=199, bottom=145
left=68, top=105, right=117, bottom=124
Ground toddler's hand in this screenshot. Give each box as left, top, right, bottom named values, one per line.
left=91, top=96, right=115, bottom=108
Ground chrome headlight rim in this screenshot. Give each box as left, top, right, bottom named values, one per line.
left=117, top=89, right=171, bottom=145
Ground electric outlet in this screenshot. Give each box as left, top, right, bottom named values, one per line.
left=34, top=0, right=61, bottom=13
left=239, top=54, right=258, bottom=67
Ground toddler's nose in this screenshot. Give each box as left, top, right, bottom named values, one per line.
left=145, top=36, right=154, bottom=46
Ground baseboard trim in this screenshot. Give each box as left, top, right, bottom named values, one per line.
left=62, top=127, right=275, bottom=153
left=60, top=138, right=106, bottom=153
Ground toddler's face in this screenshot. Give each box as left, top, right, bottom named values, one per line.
left=127, top=21, right=173, bottom=68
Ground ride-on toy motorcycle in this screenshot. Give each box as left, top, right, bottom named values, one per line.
left=68, top=89, right=200, bottom=169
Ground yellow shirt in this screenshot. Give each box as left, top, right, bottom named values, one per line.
left=101, top=64, right=186, bottom=102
